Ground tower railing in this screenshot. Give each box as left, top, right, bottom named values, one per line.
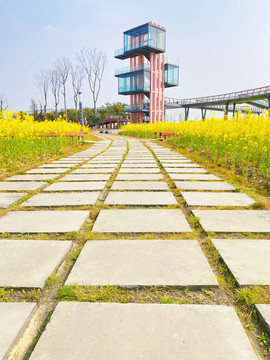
left=115, top=39, right=165, bottom=57
left=125, top=102, right=150, bottom=112
left=165, top=58, right=179, bottom=66
left=115, top=63, right=150, bottom=76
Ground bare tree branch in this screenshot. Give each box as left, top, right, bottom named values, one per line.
left=77, top=48, right=107, bottom=115
left=55, top=57, right=71, bottom=120
left=50, top=69, right=61, bottom=116
left=0, top=94, right=8, bottom=111
left=71, top=65, right=85, bottom=121
left=30, top=98, right=38, bottom=120
left=35, top=69, right=50, bottom=120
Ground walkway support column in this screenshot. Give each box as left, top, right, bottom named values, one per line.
left=184, top=107, right=190, bottom=121
left=201, top=108, right=207, bottom=120
left=225, top=103, right=229, bottom=117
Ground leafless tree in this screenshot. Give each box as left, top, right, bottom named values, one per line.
left=38, top=100, right=43, bottom=118
left=30, top=98, right=38, bottom=120
left=77, top=48, right=107, bottom=115
left=71, top=65, right=85, bottom=121
left=0, top=94, right=8, bottom=111
left=55, top=57, right=71, bottom=120
left=35, top=69, right=50, bottom=119
left=50, top=69, right=61, bottom=116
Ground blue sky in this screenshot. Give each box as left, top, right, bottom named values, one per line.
left=1, top=0, right=270, bottom=117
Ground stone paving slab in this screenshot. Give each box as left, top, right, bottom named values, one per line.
left=170, top=174, right=222, bottom=181
left=29, top=302, right=257, bottom=360
left=121, top=163, right=158, bottom=168
left=116, top=174, right=164, bottom=181
left=119, top=168, right=160, bottom=173
left=0, top=210, right=89, bottom=233
left=39, top=164, right=73, bottom=168
left=0, top=182, right=47, bottom=191
left=158, top=157, right=192, bottom=162
left=92, top=209, right=191, bottom=232
left=52, top=160, right=84, bottom=163
left=105, top=191, right=177, bottom=206
left=71, top=168, right=115, bottom=174
left=175, top=181, right=235, bottom=191
left=162, top=163, right=200, bottom=168
left=71, top=168, right=114, bottom=173
left=124, top=158, right=155, bottom=160
left=0, top=240, right=72, bottom=287
left=156, top=155, right=188, bottom=158
left=182, top=192, right=255, bottom=207
left=82, top=163, right=116, bottom=170
left=255, top=304, right=270, bottom=336
left=124, top=159, right=154, bottom=162
left=212, top=239, right=270, bottom=286
left=0, top=303, right=36, bottom=360
left=66, top=240, right=218, bottom=287
left=5, top=174, right=58, bottom=181
left=21, top=192, right=100, bottom=207
left=26, top=168, right=68, bottom=174
left=125, top=157, right=154, bottom=160
left=61, top=174, right=110, bottom=181
left=44, top=182, right=106, bottom=191
left=67, top=155, right=93, bottom=159
left=0, top=193, right=27, bottom=208
left=165, top=168, right=207, bottom=173
left=96, top=156, right=123, bottom=159
left=193, top=210, right=270, bottom=232
left=111, top=181, right=169, bottom=191
left=86, top=161, right=119, bottom=164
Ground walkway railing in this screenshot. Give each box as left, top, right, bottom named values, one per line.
left=165, top=85, right=270, bottom=108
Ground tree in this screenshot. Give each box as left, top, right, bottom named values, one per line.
left=30, top=98, right=38, bottom=120
left=71, top=65, right=85, bottom=122
left=35, top=69, right=50, bottom=119
left=55, top=57, right=71, bottom=120
left=50, top=69, right=61, bottom=116
left=0, top=94, right=8, bottom=111
left=105, top=102, right=127, bottom=117
left=77, top=48, right=107, bottom=115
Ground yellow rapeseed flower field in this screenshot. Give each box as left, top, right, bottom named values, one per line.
left=121, top=110, right=270, bottom=180
left=0, top=110, right=87, bottom=137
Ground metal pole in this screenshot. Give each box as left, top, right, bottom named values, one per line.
left=225, top=103, right=229, bottom=118
left=78, top=92, right=83, bottom=131
left=232, top=103, right=236, bottom=116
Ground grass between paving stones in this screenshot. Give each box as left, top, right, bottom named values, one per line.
left=0, top=288, right=41, bottom=302
left=144, top=142, right=270, bottom=358
left=0, top=139, right=124, bottom=359
left=24, top=138, right=270, bottom=358
left=3, top=137, right=270, bottom=359
left=57, top=285, right=229, bottom=304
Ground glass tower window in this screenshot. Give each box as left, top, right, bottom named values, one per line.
left=148, top=25, right=166, bottom=51
left=165, top=64, right=179, bottom=86
left=123, top=24, right=166, bottom=53
left=118, top=72, right=150, bottom=94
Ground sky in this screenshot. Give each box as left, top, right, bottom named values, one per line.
left=1, top=0, right=270, bottom=119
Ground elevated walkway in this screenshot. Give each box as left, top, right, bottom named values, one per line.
left=165, top=85, right=270, bottom=119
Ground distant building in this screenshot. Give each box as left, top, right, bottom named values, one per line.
left=115, top=21, right=179, bottom=123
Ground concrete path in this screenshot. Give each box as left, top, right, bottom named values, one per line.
left=0, top=135, right=268, bottom=359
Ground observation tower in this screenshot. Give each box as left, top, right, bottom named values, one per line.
left=115, top=21, right=179, bottom=123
